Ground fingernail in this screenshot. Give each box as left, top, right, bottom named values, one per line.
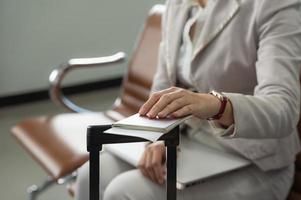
left=139, top=108, right=145, bottom=115
left=171, top=113, right=178, bottom=118
left=147, top=113, right=153, bottom=118
left=158, top=113, right=165, bottom=118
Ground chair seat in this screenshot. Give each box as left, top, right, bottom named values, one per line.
left=11, top=112, right=114, bottom=180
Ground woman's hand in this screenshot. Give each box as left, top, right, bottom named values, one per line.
left=138, top=141, right=166, bottom=184
left=139, top=87, right=220, bottom=119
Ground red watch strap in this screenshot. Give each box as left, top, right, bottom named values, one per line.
left=207, top=91, right=228, bottom=120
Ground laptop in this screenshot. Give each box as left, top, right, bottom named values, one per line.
left=104, top=135, right=251, bottom=189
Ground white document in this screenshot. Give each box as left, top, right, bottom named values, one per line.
left=104, top=113, right=191, bottom=142
left=104, top=127, right=164, bottom=142
left=113, top=113, right=191, bottom=133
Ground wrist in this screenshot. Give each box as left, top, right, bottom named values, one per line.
left=195, top=92, right=234, bottom=127
left=195, top=93, right=220, bottom=119
left=217, top=100, right=234, bottom=127
left=207, top=91, right=228, bottom=120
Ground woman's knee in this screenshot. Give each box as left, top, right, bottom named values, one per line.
left=75, top=152, right=134, bottom=200
left=75, top=162, right=90, bottom=200
left=103, top=169, right=165, bottom=200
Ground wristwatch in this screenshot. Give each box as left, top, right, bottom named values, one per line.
left=207, top=90, right=228, bottom=120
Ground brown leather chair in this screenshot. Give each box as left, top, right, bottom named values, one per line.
left=11, top=4, right=164, bottom=200
left=10, top=3, right=301, bottom=200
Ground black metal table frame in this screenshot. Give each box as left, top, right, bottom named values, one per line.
left=87, top=124, right=179, bottom=200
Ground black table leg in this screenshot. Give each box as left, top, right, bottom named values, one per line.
left=165, top=126, right=179, bottom=200
left=87, top=125, right=108, bottom=200
left=166, top=145, right=177, bottom=200
left=89, top=149, right=100, bottom=200
left=87, top=124, right=179, bottom=200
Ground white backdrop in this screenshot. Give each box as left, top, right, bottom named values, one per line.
left=0, top=0, right=162, bottom=97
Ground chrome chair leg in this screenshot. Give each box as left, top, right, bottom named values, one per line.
left=27, top=176, right=55, bottom=200
left=57, top=171, right=77, bottom=185
left=27, top=172, right=77, bottom=200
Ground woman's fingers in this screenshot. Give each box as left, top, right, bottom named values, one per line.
left=145, top=148, right=158, bottom=183
left=157, top=97, right=188, bottom=118
left=151, top=148, right=166, bottom=184
left=138, top=151, right=152, bottom=178
left=139, top=93, right=161, bottom=116
left=139, top=87, right=208, bottom=119
left=147, top=92, right=184, bottom=118
left=171, top=105, right=193, bottom=118
left=139, top=87, right=178, bottom=116
left=137, top=142, right=166, bottom=184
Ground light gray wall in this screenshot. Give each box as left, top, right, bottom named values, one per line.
left=0, top=0, right=162, bottom=97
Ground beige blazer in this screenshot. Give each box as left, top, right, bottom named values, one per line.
left=151, top=0, right=301, bottom=171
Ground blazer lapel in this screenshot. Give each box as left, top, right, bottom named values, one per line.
left=192, top=0, right=241, bottom=60
left=165, top=2, right=191, bottom=85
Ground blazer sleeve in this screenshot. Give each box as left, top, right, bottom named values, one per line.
left=150, top=0, right=172, bottom=93
left=222, top=0, right=301, bottom=139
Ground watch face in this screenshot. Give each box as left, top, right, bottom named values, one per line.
left=216, top=92, right=223, bottom=100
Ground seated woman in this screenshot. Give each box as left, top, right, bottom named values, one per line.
left=75, top=0, right=301, bottom=199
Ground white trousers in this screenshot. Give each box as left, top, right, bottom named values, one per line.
left=75, top=151, right=294, bottom=200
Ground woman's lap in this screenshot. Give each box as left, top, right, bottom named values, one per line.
left=103, top=167, right=276, bottom=200
left=75, top=151, right=134, bottom=200
left=75, top=151, right=293, bottom=200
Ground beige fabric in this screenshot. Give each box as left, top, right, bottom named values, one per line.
left=75, top=1, right=301, bottom=199
left=176, top=1, right=215, bottom=87
left=75, top=151, right=294, bottom=200
left=151, top=0, right=301, bottom=171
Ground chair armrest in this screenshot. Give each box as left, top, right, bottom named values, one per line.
left=49, top=52, right=126, bottom=113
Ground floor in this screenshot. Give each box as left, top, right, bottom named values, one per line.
left=0, top=87, right=120, bottom=200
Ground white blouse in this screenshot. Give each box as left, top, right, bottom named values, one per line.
left=177, top=0, right=216, bottom=88
left=177, top=0, right=233, bottom=151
